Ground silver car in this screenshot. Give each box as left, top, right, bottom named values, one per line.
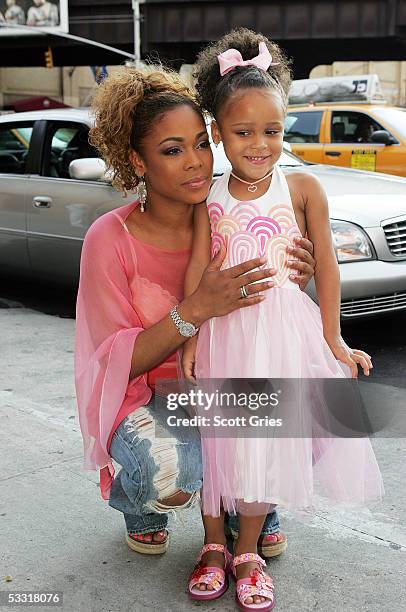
left=0, top=108, right=405, bottom=319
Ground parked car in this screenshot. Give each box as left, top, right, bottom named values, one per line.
left=285, top=76, right=406, bottom=178
left=285, top=103, right=406, bottom=178
left=1, top=108, right=406, bottom=319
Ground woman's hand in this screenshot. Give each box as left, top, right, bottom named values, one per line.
left=180, top=245, right=276, bottom=326
left=325, top=335, right=373, bottom=378
left=287, top=236, right=316, bottom=291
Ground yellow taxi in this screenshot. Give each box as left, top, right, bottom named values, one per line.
left=285, top=75, right=406, bottom=177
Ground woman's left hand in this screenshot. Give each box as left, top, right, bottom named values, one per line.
left=326, top=335, right=373, bottom=378
left=286, top=236, right=316, bottom=291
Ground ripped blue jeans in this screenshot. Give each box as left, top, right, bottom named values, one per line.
left=109, top=394, right=280, bottom=536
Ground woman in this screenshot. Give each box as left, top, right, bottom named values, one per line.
left=75, top=66, right=315, bottom=557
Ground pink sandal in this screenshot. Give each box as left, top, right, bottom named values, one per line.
left=188, top=543, right=232, bottom=601
left=232, top=553, right=275, bottom=611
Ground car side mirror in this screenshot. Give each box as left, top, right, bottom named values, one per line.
left=370, top=130, right=396, bottom=145
left=69, top=158, right=111, bottom=181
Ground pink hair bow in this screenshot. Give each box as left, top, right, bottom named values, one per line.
left=217, top=41, right=279, bottom=76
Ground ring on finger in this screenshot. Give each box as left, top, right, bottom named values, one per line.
left=240, top=285, right=248, bottom=299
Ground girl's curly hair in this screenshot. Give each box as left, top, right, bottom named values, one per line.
left=89, top=66, right=202, bottom=193
left=194, top=28, right=292, bottom=118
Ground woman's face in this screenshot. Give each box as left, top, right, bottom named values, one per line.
left=133, top=105, right=213, bottom=208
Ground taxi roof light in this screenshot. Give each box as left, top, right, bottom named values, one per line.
left=289, top=74, right=386, bottom=106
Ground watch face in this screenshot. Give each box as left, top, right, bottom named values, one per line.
left=179, top=322, right=196, bottom=337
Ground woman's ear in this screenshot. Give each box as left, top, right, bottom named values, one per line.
left=211, top=121, right=222, bottom=146
left=130, top=149, right=146, bottom=178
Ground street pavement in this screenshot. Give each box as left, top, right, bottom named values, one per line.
left=0, top=302, right=405, bottom=612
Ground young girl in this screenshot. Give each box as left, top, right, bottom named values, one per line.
left=184, top=29, right=384, bottom=611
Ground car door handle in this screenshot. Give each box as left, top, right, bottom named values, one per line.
left=33, top=196, right=52, bottom=208
left=325, top=151, right=341, bottom=157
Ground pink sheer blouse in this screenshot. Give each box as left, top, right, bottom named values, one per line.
left=74, top=202, right=190, bottom=499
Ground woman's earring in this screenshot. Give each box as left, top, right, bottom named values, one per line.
left=137, top=175, right=147, bottom=212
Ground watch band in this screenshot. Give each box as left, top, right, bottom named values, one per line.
left=170, top=306, right=198, bottom=338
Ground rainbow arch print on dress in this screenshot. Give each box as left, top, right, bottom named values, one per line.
left=207, top=202, right=225, bottom=234
left=228, top=231, right=262, bottom=268
left=267, top=204, right=297, bottom=232
left=216, top=215, right=242, bottom=242
left=265, top=235, right=292, bottom=287
left=211, top=231, right=227, bottom=258
left=229, top=201, right=261, bottom=229
left=246, top=216, right=282, bottom=253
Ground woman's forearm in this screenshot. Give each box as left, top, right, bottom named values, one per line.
left=184, top=203, right=211, bottom=297
left=130, top=251, right=274, bottom=379
left=129, top=295, right=206, bottom=379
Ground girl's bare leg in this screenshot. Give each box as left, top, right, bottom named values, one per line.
left=234, top=513, right=268, bottom=605
left=193, top=510, right=226, bottom=592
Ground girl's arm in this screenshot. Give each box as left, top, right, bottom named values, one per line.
left=184, top=202, right=212, bottom=295
left=182, top=202, right=212, bottom=380
left=303, top=174, right=372, bottom=378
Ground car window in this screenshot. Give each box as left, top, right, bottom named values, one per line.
left=372, top=108, right=406, bottom=139
left=331, top=111, right=382, bottom=144
left=44, top=123, right=98, bottom=179
left=0, top=122, right=34, bottom=174
left=284, top=111, right=322, bottom=143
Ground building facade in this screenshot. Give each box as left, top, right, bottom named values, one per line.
left=1, top=1, right=406, bottom=108
left=0, top=0, right=405, bottom=76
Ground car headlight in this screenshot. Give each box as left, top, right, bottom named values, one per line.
left=330, top=220, right=374, bottom=262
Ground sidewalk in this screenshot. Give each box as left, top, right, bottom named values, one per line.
left=1, top=307, right=405, bottom=612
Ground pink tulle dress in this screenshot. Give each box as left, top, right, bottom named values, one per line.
left=195, top=165, right=384, bottom=517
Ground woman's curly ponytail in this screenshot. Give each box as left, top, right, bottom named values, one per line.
left=90, top=66, right=201, bottom=194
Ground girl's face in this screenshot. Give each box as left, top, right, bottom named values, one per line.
left=131, top=104, right=213, bottom=208
left=212, top=88, right=285, bottom=183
